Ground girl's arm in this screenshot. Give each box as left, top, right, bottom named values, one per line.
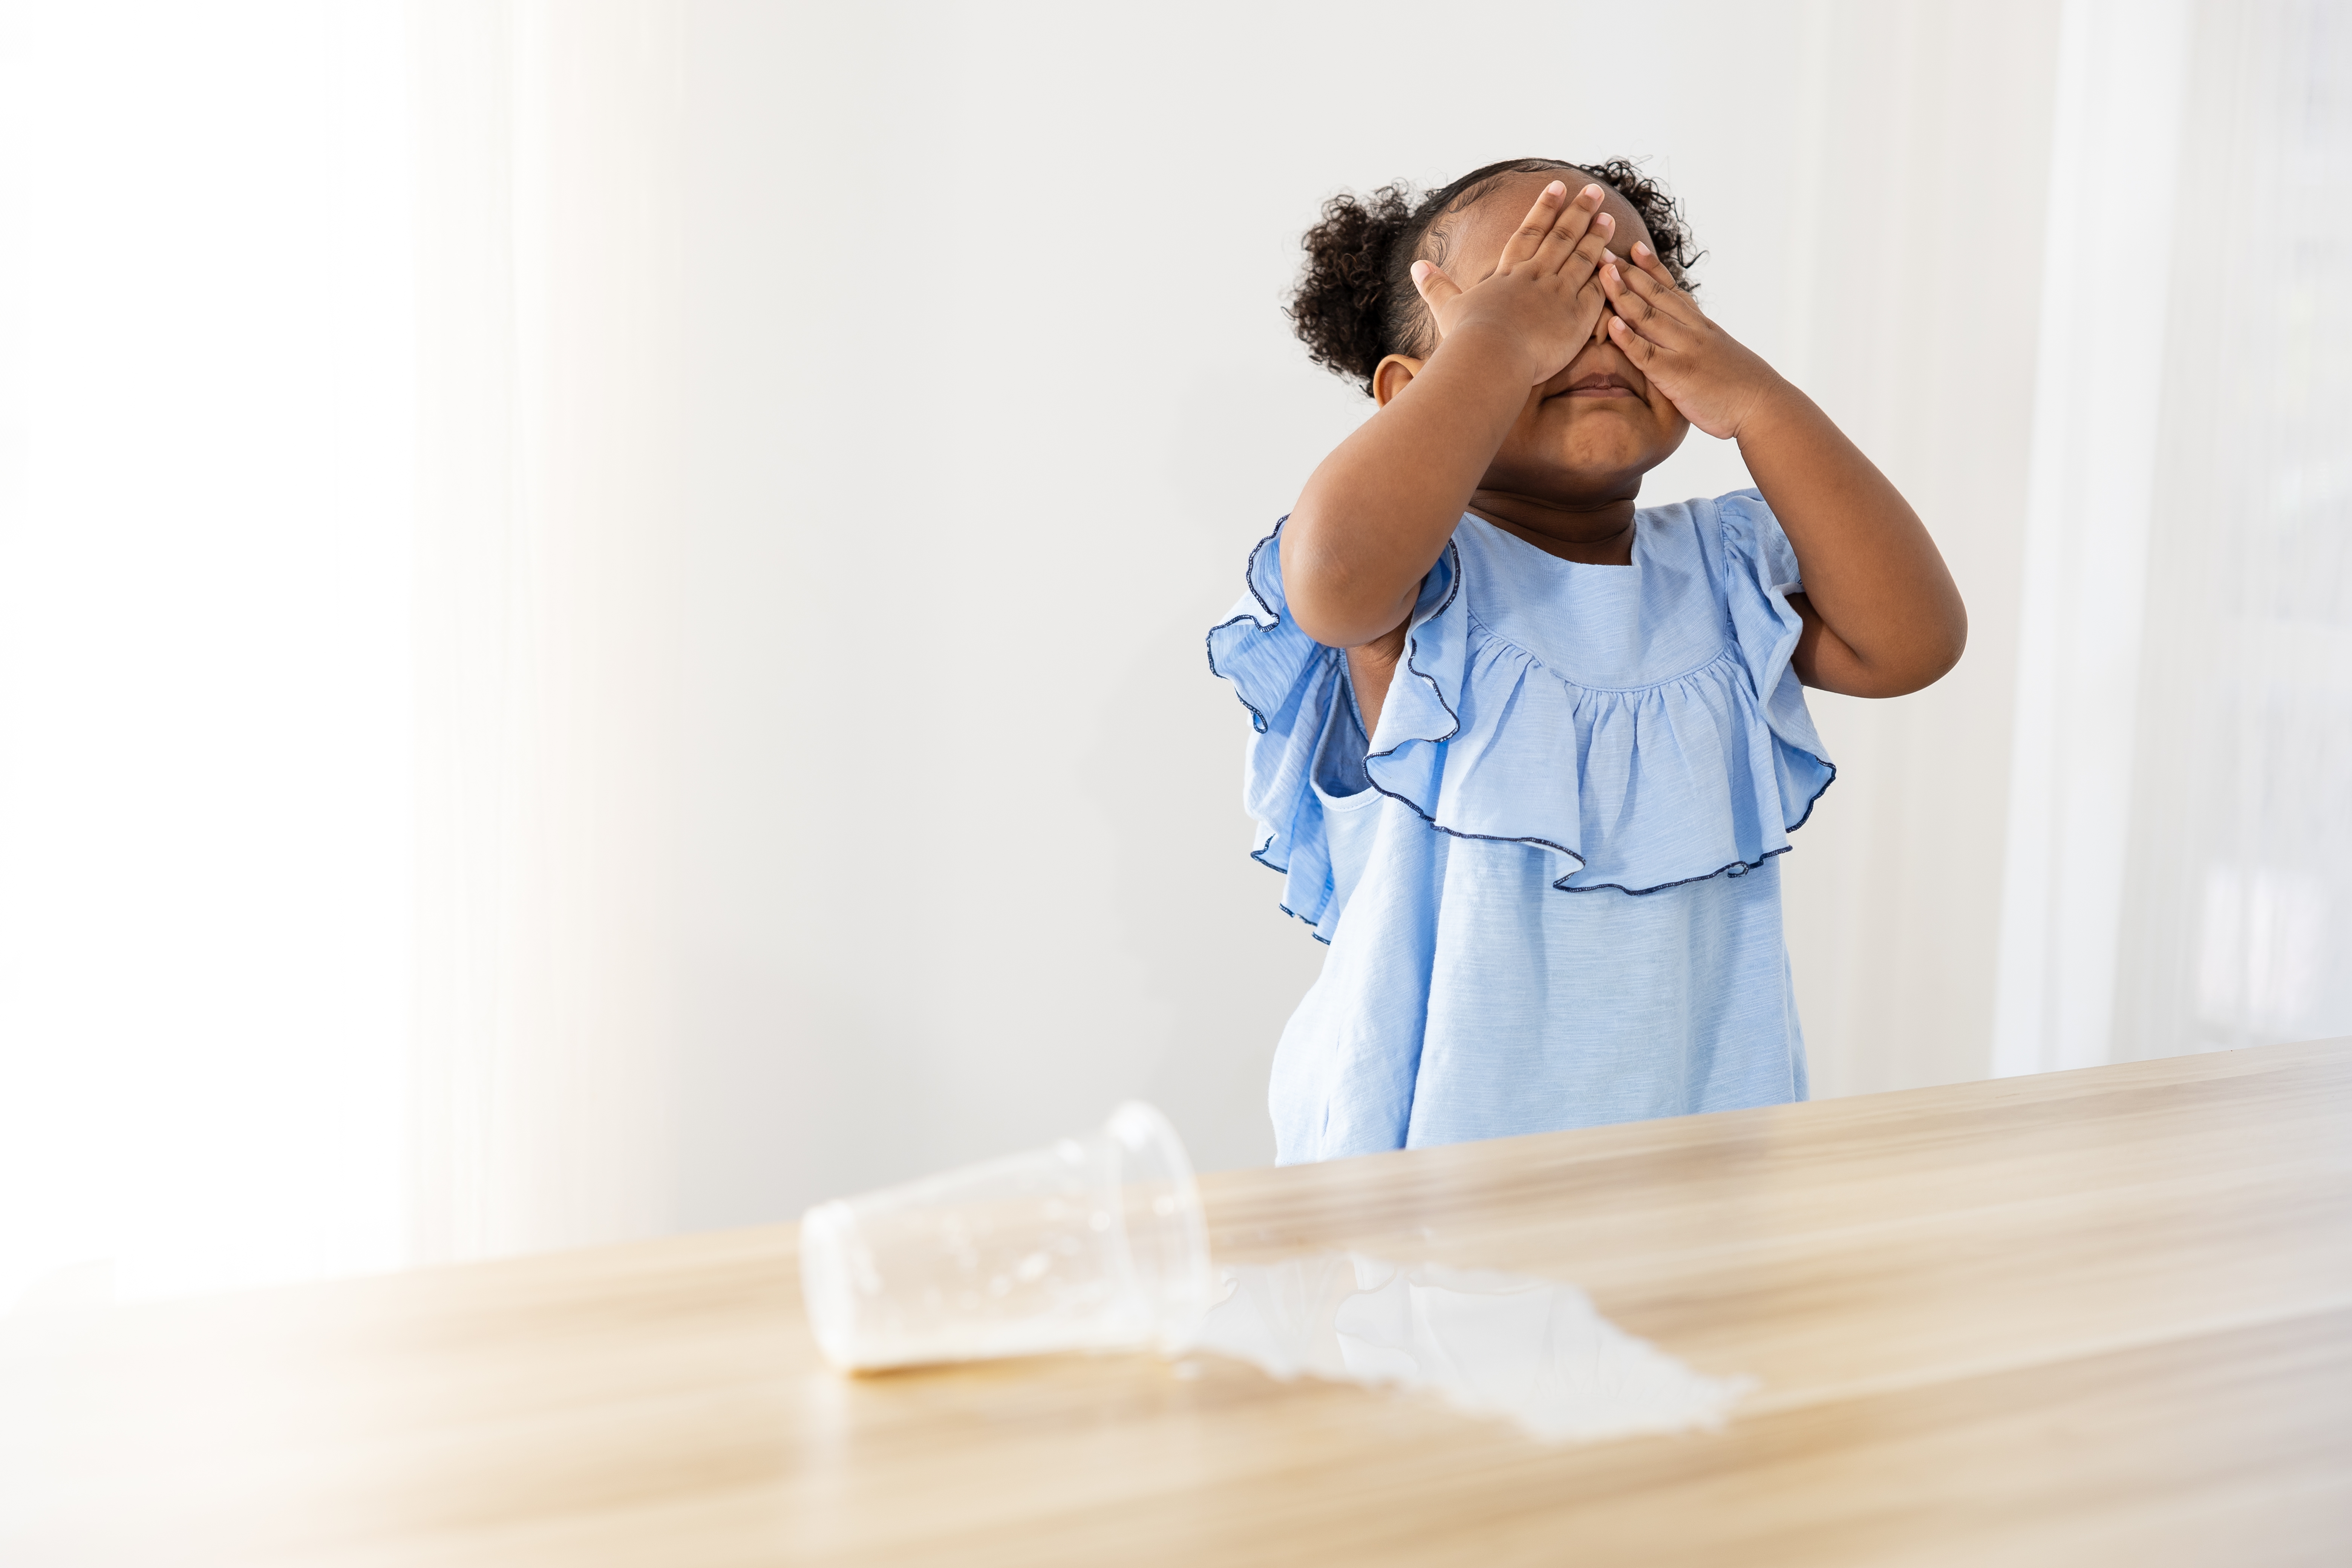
left=1283, top=181, right=1617, bottom=651
left=1282, top=328, right=1530, bottom=649
left=1600, top=246, right=1966, bottom=698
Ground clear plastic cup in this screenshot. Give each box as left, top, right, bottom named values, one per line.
left=798, top=1101, right=1214, bottom=1371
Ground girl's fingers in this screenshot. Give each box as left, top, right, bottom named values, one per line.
left=1617, top=244, right=1702, bottom=325
left=1565, top=215, right=1614, bottom=283
left=1599, top=255, right=1696, bottom=341
left=1530, top=184, right=1608, bottom=273
left=1410, top=258, right=1464, bottom=315
left=1629, top=240, right=1683, bottom=291
left=1496, top=181, right=1571, bottom=270
left=1606, top=313, right=1663, bottom=368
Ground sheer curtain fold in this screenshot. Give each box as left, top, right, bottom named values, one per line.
left=407, top=0, right=689, bottom=1263
left=2112, top=0, right=2352, bottom=1059
left=1765, top=0, right=2064, bottom=1098
left=1991, top=0, right=2196, bottom=1076
left=1994, top=0, right=2352, bottom=1074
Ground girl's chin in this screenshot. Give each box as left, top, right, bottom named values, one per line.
left=1540, top=436, right=1674, bottom=475
left=1541, top=403, right=1669, bottom=441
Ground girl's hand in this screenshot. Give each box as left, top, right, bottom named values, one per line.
left=1598, top=241, right=1967, bottom=698
left=1411, top=181, right=1615, bottom=386
left=1597, top=243, right=1783, bottom=438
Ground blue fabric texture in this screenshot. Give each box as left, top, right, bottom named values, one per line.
left=1207, top=490, right=1833, bottom=1163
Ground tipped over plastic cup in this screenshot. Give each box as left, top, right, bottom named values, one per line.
left=798, top=1101, right=1214, bottom=1372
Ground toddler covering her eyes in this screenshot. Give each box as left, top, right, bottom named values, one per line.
left=1209, top=158, right=1966, bottom=1163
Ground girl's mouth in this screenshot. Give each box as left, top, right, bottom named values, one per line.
left=1562, top=373, right=1641, bottom=399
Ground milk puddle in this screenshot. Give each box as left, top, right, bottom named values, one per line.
left=1188, top=1253, right=1754, bottom=1444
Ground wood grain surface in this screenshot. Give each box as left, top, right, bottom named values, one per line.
left=4, top=1041, right=2348, bottom=1566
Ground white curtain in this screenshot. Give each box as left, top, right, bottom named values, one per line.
left=2119, top=0, right=2352, bottom=1057
left=1994, top=0, right=2352, bottom=1072
left=404, top=0, right=690, bottom=1262
left=1763, top=0, right=2070, bottom=1099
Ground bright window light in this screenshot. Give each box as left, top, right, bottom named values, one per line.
left=0, top=2, right=414, bottom=1305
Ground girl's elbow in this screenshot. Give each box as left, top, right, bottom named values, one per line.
left=1920, top=605, right=1969, bottom=688
left=1868, top=619, right=1968, bottom=697
left=1278, top=526, right=1389, bottom=648
left=1288, top=595, right=1386, bottom=651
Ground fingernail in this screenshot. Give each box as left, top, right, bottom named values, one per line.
left=1597, top=213, right=1614, bottom=229
left=1545, top=180, right=1566, bottom=198
left=1582, top=183, right=1602, bottom=202
left=1410, top=259, right=1431, bottom=282
left=1634, top=242, right=1651, bottom=257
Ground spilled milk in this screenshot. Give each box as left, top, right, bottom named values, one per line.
left=1186, top=1253, right=1754, bottom=1444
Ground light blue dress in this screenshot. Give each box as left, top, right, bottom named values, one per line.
left=1208, top=490, right=1835, bottom=1164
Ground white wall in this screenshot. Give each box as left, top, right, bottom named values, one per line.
left=11, top=0, right=2336, bottom=1301
left=634, top=0, right=2064, bottom=1230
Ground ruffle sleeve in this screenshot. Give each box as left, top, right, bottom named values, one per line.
left=1715, top=488, right=1837, bottom=832
left=1205, top=522, right=1363, bottom=939
left=1359, top=492, right=1834, bottom=895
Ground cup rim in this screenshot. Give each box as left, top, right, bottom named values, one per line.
left=1102, top=1099, right=1216, bottom=1352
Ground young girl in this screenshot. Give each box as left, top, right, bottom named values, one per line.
left=1209, top=158, right=1965, bottom=1164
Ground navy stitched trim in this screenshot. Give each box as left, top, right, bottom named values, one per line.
left=1361, top=776, right=1590, bottom=874
left=1239, top=521, right=1283, bottom=621
left=1275, top=900, right=1334, bottom=946
left=1360, top=537, right=1591, bottom=876
left=1562, top=843, right=1790, bottom=897
left=1205, top=612, right=1283, bottom=734
left=1214, top=514, right=1340, bottom=944
left=1782, top=754, right=1837, bottom=834
left=1205, top=518, right=1313, bottom=736
left=1363, top=538, right=1466, bottom=755
left=1711, top=483, right=1837, bottom=851
left=1262, top=834, right=1338, bottom=941
left=1557, top=754, right=1837, bottom=896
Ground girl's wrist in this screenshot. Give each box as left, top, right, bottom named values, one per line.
left=1434, top=321, right=1549, bottom=391
left=1728, top=372, right=1810, bottom=448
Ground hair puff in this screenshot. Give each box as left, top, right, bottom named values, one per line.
left=1286, top=157, right=1702, bottom=396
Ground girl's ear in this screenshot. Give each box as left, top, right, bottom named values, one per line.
left=1372, top=354, right=1424, bottom=407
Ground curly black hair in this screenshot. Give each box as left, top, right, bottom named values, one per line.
left=1288, top=157, right=1700, bottom=396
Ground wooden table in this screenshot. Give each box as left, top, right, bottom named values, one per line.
left=5, top=1041, right=2349, bottom=1565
